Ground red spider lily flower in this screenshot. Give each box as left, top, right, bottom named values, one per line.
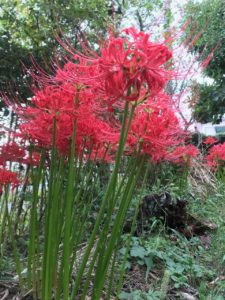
left=206, top=142, right=225, bottom=170
left=167, top=144, right=200, bottom=166
left=203, top=136, right=218, bottom=145
left=0, top=168, right=20, bottom=191
left=127, top=94, right=187, bottom=162
left=55, top=27, right=172, bottom=106
left=9, top=27, right=191, bottom=166
left=17, top=83, right=80, bottom=150
left=0, top=157, right=6, bottom=167
left=0, top=142, right=26, bottom=165
left=17, top=82, right=120, bottom=158
left=0, top=140, right=41, bottom=167
left=23, top=152, right=41, bottom=166
left=97, top=28, right=172, bottom=102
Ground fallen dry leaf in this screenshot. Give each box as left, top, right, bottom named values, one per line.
left=179, top=292, right=197, bottom=300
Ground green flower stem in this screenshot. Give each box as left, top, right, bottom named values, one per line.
left=106, top=243, right=119, bottom=300
left=116, top=160, right=149, bottom=299
left=70, top=102, right=130, bottom=299
left=27, top=152, right=44, bottom=291
left=42, top=118, right=58, bottom=300
left=69, top=164, right=99, bottom=272
left=87, top=156, right=139, bottom=289
left=62, top=121, right=76, bottom=300
left=92, top=156, right=145, bottom=300
left=50, top=155, right=67, bottom=297
left=0, top=193, right=7, bottom=256
left=5, top=192, right=24, bottom=290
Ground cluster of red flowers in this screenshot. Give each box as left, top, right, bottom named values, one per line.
left=206, top=142, right=225, bottom=170
left=203, top=136, right=218, bottom=146
left=167, top=145, right=199, bottom=166
left=0, top=141, right=40, bottom=167
left=128, top=93, right=183, bottom=161
left=8, top=27, right=198, bottom=165
left=0, top=168, right=19, bottom=194
left=0, top=142, right=26, bottom=166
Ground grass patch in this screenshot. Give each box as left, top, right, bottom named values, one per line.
left=119, top=184, right=225, bottom=299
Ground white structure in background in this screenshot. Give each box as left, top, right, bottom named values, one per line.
left=195, top=117, right=225, bottom=136
left=170, top=0, right=224, bottom=137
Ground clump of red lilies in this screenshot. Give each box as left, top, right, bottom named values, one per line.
left=0, top=26, right=205, bottom=300
left=0, top=141, right=41, bottom=167
left=0, top=168, right=19, bottom=194
left=206, top=142, right=225, bottom=170
left=4, top=27, right=199, bottom=172
left=203, top=136, right=218, bottom=146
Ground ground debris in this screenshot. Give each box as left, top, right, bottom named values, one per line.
left=136, top=192, right=217, bottom=238
left=179, top=292, right=197, bottom=300
left=0, top=281, right=32, bottom=300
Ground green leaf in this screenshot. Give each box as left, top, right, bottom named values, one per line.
left=130, top=245, right=147, bottom=259
left=144, top=256, right=154, bottom=281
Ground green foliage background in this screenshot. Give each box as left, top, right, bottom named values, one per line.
left=0, top=0, right=164, bottom=105
left=0, top=0, right=111, bottom=103
left=185, top=0, right=225, bottom=123
left=1, top=0, right=224, bottom=123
